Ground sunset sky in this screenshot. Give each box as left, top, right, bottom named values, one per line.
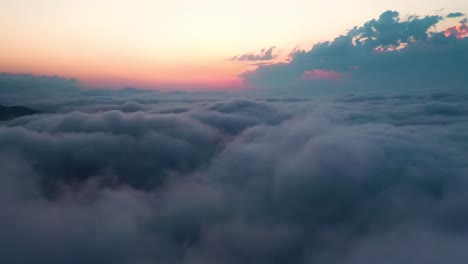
left=1, top=0, right=467, bottom=89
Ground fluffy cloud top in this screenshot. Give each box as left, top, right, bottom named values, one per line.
left=1, top=73, right=468, bottom=263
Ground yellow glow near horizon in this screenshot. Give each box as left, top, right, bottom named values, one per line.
left=1, top=0, right=467, bottom=88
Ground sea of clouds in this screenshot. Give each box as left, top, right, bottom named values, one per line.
left=1, top=9, right=468, bottom=263
left=1, top=76, right=468, bottom=263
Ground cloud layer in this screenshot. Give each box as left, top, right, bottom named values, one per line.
left=0, top=73, right=80, bottom=104
left=229, top=46, right=279, bottom=61
left=447, top=12, right=465, bottom=18
left=1, top=73, right=468, bottom=263
left=241, top=11, right=468, bottom=92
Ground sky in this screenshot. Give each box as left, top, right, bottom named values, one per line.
left=0, top=0, right=467, bottom=89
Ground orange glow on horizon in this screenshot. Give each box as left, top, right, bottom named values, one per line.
left=0, top=53, right=250, bottom=90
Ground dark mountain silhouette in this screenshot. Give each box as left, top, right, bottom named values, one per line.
left=0, top=105, right=41, bottom=121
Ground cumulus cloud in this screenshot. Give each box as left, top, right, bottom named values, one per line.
left=229, top=46, right=279, bottom=61
left=1, top=73, right=468, bottom=263
left=241, top=10, right=468, bottom=92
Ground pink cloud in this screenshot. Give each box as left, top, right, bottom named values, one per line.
left=444, top=24, right=468, bottom=39
left=298, top=69, right=343, bottom=81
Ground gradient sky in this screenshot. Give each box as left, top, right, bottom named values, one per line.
left=1, top=0, right=467, bottom=89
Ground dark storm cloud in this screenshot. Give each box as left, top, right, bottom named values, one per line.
left=2, top=73, right=468, bottom=263
left=229, top=46, right=279, bottom=61
left=241, top=10, right=468, bottom=92
left=447, top=12, right=465, bottom=18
